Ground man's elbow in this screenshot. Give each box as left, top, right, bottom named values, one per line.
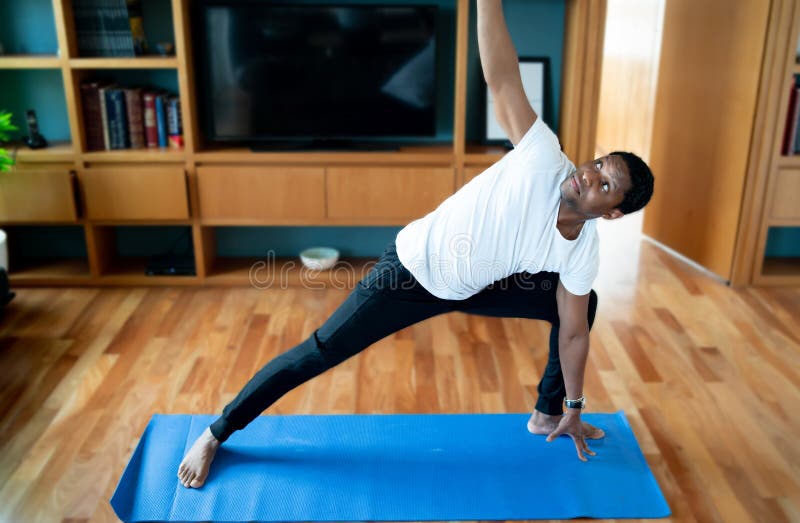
left=559, top=326, right=589, bottom=344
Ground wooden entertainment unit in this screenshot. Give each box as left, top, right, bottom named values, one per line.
left=0, top=0, right=606, bottom=286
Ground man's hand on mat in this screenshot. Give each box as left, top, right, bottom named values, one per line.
left=177, top=427, right=221, bottom=488
left=545, top=411, right=597, bottom=462
left=527, top=410, right=605, bottom=440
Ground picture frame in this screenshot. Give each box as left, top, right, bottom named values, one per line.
left=483, top=56, right=550, bottom=147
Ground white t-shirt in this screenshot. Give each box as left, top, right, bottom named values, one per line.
left=395, top=117, right=599, bottom=300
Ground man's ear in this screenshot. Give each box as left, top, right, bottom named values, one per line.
left=603, top=208, right=624, bottom=220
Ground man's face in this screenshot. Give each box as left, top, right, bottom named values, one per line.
left=559, top=154, right=632, bottom=219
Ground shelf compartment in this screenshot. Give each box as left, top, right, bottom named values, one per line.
left=71, top=69, right=183, bottom=155
left=0, top=69, right=71, bottom=143
left=0, top=1, right=59, bottom=56
left=200, top=225, right=400, bottom=283
left=0, top=55, right=62, bottom=69
left=762, top=256, right=800, bottom=276
left=69, top=57, right=178, bottom=69
left=3, top=225, right=90, bottom=283
left=92, top=225, right=196, bottom=281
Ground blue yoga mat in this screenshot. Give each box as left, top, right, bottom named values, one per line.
left=110, top=412, right=670, bottom=521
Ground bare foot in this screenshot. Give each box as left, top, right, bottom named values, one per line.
left=177, top=427, right=221, bottom=488
left=527, top=410, right=605, bottom=439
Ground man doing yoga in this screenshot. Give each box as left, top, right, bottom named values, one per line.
left=177, top=0, right=654, bottom=488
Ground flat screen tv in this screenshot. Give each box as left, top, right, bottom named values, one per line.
left=193, top=2, right=439, bottom=150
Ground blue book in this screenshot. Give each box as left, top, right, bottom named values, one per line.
left=105, top=88, right=130, bottom=149
left=155, top=94, right=168, bottom=147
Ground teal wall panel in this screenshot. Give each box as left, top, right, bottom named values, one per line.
left=466, top=0, right=565, bottom=141
left=4, top=226, right=86, bottom=258
left=0, top=0, right=58, bottom=55
left=0, top=70, right=70, bottom=142
left=114, top=226, right=193, bottom=257
left=215, top=226, right=403, bottom=258
left=765, top=227, right=800, bottom=257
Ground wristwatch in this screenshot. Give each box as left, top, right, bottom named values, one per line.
left=564, top=395, right=586, bottom=410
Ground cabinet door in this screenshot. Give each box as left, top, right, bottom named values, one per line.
left=0, top=168, right=78, bottom=222
left=327, top=167, right=454, bottom=220
left=770, top=169, right=800, bottom=220
left=80, top=167, right=188, bottom=220
left=197, top=166, right=326, bottom=220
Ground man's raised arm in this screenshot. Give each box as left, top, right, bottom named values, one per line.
left=477, top=0, right=537, bottom=146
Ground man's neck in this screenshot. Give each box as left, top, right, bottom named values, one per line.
left=556, top=200, right=589, bottom=240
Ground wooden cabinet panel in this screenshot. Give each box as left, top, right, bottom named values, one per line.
left=642, top=0, right=770, bottom=279
left=80, top=167, right=188, bottom=220
left=327, top=167, right=454, bottom=220
left=0, top=169, right=78, bottom=222
left=770, top=169, right=800, bottom=220
left=196, top=166, right=325, bottom=220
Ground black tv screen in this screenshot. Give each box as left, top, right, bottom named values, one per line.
left=193, top=2, right=438, bottom=147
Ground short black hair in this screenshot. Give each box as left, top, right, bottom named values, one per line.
left=611, top=151, right=654, bottom=214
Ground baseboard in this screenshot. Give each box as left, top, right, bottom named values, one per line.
left=641, top=234, right=729, bottom=286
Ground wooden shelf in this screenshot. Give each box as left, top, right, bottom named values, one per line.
left=765, top=217, right=800, bottom=227
left=759, top=257, right=800, bottom=285
left=205, top=256, right=373, bottom=287
left=775, top=155, right=800, bottom=167
left=0, top=55, right=62, bottom=69
left=464, top=143, right=510, bottom=164
left=99, top=257, right=197, bottom=285
left=195, top=144, right=454, bottom=165
left=69, top=57, right=178, bottom=69
left=8, top=258, right=90, bottom=285
left=12, top=142, right=75, bottom=163
left=82, top=149, right=185, bottom=163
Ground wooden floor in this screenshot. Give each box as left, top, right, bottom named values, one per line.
left=1, top=226, right=799, bottom=522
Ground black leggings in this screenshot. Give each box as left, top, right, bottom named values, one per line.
left=210, top=241, right=598, bottom=442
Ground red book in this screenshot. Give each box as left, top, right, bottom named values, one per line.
left=143, top=91, right=159, bottom=148
left=782, top=80, right=798, bottom=155
left=124, top=88, right=145, bottom=149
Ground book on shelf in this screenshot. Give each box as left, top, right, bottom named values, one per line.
left=155, top=94, right=168, bottom=148
left=106, top=88, right=131, bottom=149
left=97, top=84, right=116, bottom=150
left=124, top=88, right=145, bottom=149
left=73, top=0, right=140, bottom=57
left=82, top=81, right=181, bottom=152
left=80, top=81, right=110, bottom=152
left=166, top=96, right=184, bottom=149
left=143, top=91, right=159, bottom=148
left=782, top=77, right=800, bottom=155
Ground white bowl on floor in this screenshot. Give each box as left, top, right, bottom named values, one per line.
left=299, top=247, right=340, bottom=270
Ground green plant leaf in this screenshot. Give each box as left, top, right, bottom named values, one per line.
left=0, top=146, right=14, bottom=172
